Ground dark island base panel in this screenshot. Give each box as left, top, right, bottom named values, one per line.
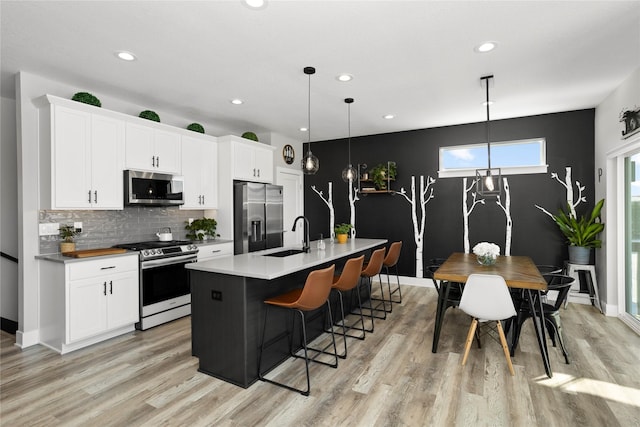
left=190, top=249, right=377, bottom=388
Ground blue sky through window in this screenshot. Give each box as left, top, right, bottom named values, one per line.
left=440, top=138, right=545, bottom=170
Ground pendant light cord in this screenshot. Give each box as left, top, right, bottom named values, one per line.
left=307, top=70, right=311, bottom=148
left=482, top=75, right=493, bottom=170
left=348, top=100, right=351, bottom=165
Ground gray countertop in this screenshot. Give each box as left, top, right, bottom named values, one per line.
left=186, top=238, right=387, bottom=280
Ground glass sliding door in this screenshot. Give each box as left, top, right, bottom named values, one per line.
left=625, top=152, right=640, bottom=324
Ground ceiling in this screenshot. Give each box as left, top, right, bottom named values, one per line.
left=2, top=1, right=639, bottom=142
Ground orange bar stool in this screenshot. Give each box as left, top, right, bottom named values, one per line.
left=330, top=255, right=365, bottom=358
left=257, top=264, right=338, bottom=396
left=354, top=247, right=387, bottom=331
left=375, top=241, right=403, bottom=311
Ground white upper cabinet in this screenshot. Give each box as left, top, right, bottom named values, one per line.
left=39, top=97, right=124, bottom=210
left=220, top=135, right=275, bottom=183
left=125, top=123, right=181, bottom=174
left=181, top=135, right=218, bottom=209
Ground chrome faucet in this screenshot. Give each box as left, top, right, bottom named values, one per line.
left=292, top=216, right=310, bottom=253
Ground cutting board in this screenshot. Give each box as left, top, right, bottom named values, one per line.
left=62, top=248, right=128, bottom=258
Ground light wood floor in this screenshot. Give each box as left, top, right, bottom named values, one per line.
left=2, top=285, right=639, bottom=427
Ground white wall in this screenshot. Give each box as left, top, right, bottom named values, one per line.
left=1, top=96, right=18, bottom=323
left=594, top=67, right=640, bottom=315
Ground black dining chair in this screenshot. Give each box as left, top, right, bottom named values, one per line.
left=507, top=273, right=574, bottom=364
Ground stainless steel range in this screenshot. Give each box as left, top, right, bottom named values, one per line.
left=114, top=240, right=198, bottom=330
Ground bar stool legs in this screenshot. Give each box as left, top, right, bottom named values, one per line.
left=257, top=265, right=338, bottom=396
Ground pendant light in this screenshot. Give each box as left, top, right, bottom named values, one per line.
left=475, top=75, right=502, bottom=197
left=301, top=66, right=319, bottom=175
left=341, top=98, right=357, bottom=182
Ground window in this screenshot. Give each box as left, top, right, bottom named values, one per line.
left=438, top=138, right=548, bottom=178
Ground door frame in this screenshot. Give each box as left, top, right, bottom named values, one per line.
left=276, top=167, right=304, bottom=247
left=607, top=134, right=640, bottom=334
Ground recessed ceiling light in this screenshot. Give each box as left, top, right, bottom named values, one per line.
left=242, top=0, right=267, bottom=9
left=231, top=99, right=243, bottom=105
left=337, top=74, right=353, bottom=82
left=299, top=127, right=308, bottom=132
left=475, top=41, right=497, bottom=53
left=116, top=51, right=136, bottom=61
left=383, top=114, right=395, bottom=120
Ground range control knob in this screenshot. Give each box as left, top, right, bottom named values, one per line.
left=142, top=250, right=150, bottom=257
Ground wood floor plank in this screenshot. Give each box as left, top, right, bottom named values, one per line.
left=2, top=284, right=639, bottom=426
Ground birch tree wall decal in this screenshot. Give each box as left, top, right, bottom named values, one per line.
left=347, top=178, right=360, bottom=238
left=397, top=175, right=435, bottom=278
left=311, top=183, right=335, bottom=240
left=535, top=166, right=586, bottom=219
left=496, top=177, right=512, bottom=256
left=463, top=177, right=485, bottom=253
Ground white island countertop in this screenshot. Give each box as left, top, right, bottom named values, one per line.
left=186, top=238, right=387, bottom=280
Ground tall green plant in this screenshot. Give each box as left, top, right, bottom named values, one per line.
left=552, top=199, right=605, bottom=248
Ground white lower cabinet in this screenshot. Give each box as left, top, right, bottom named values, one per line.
left=39, top=254, right=139, bottom=354
left=196, top=242, right=233, bottom=262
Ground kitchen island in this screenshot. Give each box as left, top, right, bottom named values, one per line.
left=187, top=238, right=387, bottom=388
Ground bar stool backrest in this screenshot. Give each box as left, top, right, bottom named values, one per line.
left=333, top=255, right=365, bottom=292
left=383, top=241, right=402, bottom=268
left=295, top=264, right=336, bottom=311
left=361, top=248, right=386, bottom=278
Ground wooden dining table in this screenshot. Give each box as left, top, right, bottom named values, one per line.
left=432, top=252, right=552, bottom=378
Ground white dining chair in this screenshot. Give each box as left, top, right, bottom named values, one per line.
left=459, top=273, right=517, bottom=376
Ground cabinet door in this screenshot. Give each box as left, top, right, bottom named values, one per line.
left=180, top=136, right=203, bottom=208
left=232, top=142, right=256, bottom=180
left=200, top=142, right=218, bottom=208
left=68, top=278, right=108, bottom=342
left=106, top=271, right=139, bottom=330
left=91, top=115, right=124, bottom=209
left=253, top=146, right=274, bottom=183
left=154, top=130, right=181, bottom=174
left=125, top=123, right=155, bottom=171
left=53, top=106, right=92, bottom=208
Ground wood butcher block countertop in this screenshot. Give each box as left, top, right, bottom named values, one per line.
left=62, top=248, right=128, bottom=258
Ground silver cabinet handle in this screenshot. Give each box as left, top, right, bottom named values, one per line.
left=103, top=282, right=107, bottom=296
left=94, top=190, right=97, bottom=204
left=257, top=169, right=260, bottom=177
left=100, top=266, right=116, bottom=270
left=202, top=195, right=205, bottom=204
left=88, top=190, right=92, bottom=203
left=109, top=280, right=113, bottom=294
left=156, top=156, right=160, bottom=168
left=152, top=156, right=156, bottom=167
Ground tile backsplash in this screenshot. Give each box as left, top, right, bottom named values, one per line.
left=39, top=207, right=209, bottom=254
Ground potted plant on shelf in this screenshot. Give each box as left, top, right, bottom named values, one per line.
left=59, top=224, right=79, bottom=253
left=552, top=198, right=605, bottom=264
left=185, top=217, right=219, bottom=241
left=334, top=223, right=353, bottom=244
left=369, top=162, right=397, bottom=190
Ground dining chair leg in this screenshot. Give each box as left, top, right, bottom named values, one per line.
left=496, top=320, right=515, bottom=376
left=461, top=318, right=478, bottom=366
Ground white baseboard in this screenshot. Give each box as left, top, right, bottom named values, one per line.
left=15, top=329, right=39, bottom=349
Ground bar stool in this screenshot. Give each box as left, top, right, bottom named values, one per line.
left=382, top=241, right=403, bottom=309
left=330, top=255, right=366, bottom=358
left=257, top=264, right=337, bottom=396
left=355, top=248, right=387, bottom=330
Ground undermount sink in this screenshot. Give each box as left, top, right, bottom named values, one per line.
left=263, top=249, right=306, bottom=257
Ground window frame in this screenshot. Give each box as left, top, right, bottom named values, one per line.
left=437, top=137, right=548, bottom=179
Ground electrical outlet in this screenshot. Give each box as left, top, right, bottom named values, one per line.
left=38, top=222, right=60, bottom=236
left=74, top=222, right=83, bottom=233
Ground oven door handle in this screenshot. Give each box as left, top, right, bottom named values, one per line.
left=141, top=256, right=197, bottom=270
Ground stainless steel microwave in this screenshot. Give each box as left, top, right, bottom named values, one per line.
left=124, top=170, right=185, bottom=206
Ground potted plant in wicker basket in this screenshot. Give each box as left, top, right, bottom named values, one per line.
left=59, top=224, right=79, bottom=253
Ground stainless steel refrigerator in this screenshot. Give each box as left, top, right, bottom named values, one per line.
left=233, top=182, right=284, bottom=254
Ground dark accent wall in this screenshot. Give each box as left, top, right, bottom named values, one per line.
left=304, top=109, right=595, bottom=278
